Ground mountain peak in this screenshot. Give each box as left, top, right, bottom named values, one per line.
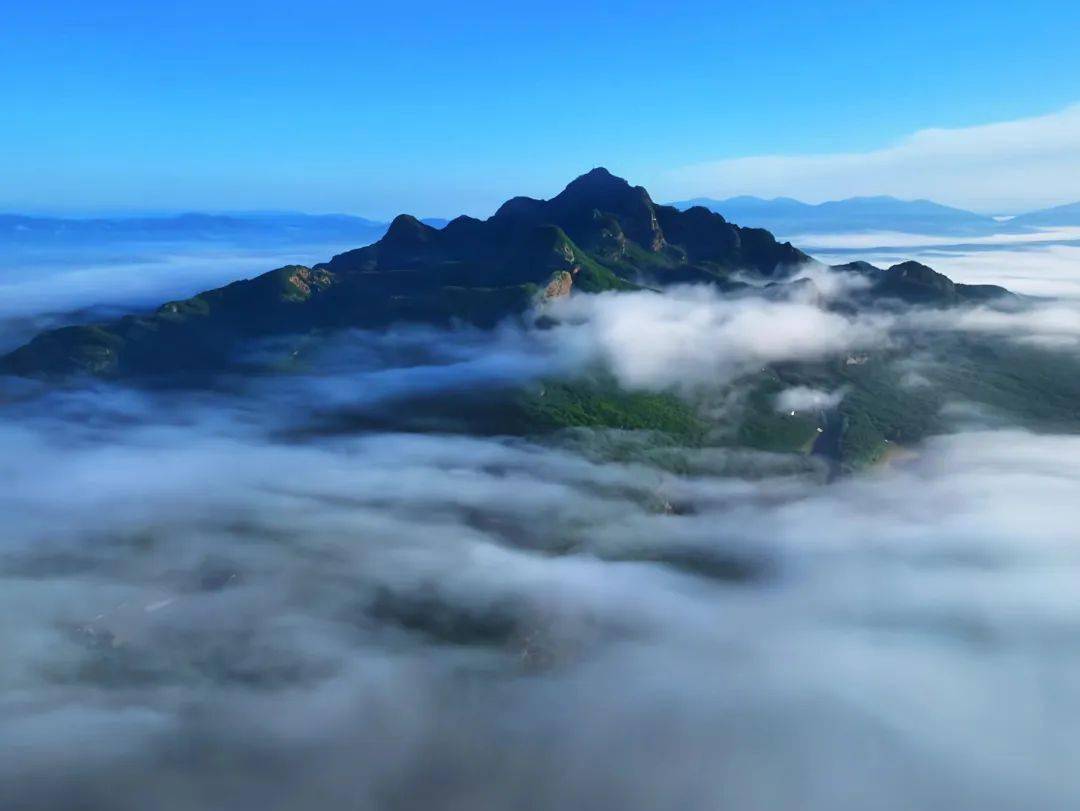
left=383, top=214, right=435, bottom=244
left=546, top=168, right=665, bottom=251
left=888, top=260, right=938, bottom=275
left=573, top=166, right=621, bottom=183
left=558, top=167, right=634, bottom=198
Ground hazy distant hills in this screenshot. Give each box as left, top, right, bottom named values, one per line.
left=670, top=195, right=1080, bottom=236
left=1007, top=202, right=1080, bottom=229
left=4, top=195, right=1076, bottom=250
left=0, top=212, right=448, bottom=247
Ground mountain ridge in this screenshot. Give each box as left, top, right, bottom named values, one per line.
left=1008, top=201, right=1080, bottom=228
left=0, top=211, right=449, bottom=247
left=1, top=169, right=1009, bottom=378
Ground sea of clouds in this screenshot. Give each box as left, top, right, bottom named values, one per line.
left=2, top=233, right=1080, bottom=810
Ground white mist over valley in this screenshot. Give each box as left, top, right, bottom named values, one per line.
left=2, top=219, right=1080, bottom=810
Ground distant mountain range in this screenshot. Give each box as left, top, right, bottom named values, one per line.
left=669, top=195, right=1080, bottom=236
left=0, top=212, right=449, bottom=247
left=1007, top=202, right=1080, bottom=229
left=4, top=195, right=1076, bottom=251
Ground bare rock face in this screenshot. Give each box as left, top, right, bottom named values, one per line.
left=286, top=266, right=335, bottom=298
left=542, top=269, right=575, bottom=300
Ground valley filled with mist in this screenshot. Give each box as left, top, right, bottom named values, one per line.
left=3, top=185, right=1080, bottom=810
left=8, top=0, right=1080, bottom=805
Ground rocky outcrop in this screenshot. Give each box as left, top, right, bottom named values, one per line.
left=542, top=270, right=575, bottom=300
left=285, top=266, right=335, bottom=298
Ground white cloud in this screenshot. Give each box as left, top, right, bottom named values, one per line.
left=795, top=227, right=1080, bottom=252
left=774, top=386, right=846, bottom=413
left=5, top=237, right=1080, bottom=807
left=796, top=230, right=1080, bottom=345
left=546, top=286, right=888, bottom=390
left=909, top=244, right=1080, bottom=301
left=906, top=302, right=1080, bottom=349
left=803, top=231, right=1080, bottom=300
left=662, top=104, right=1080, bottom=212
left=3, top=377, right=1080, bottom=809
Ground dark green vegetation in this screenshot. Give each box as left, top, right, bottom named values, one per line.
left=293, top=332, right=1080, bottom=472
left=4, top=168, right=1065, bottom=472
left=717, top=335, right=1080, bottom=469
left=513, top=336, right=1080, bottom=472
left=513, top=381, right=709, bottom=442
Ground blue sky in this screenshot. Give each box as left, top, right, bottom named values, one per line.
left=4, top=0, right=1080, bottom=216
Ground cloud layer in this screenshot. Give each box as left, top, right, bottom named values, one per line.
left=547, top=285, right=885, bottom=390
left=2, top=377, right=1080, bottom=810
left=664, top=104, right=1080, bottom=212
left=3, top=231, right=1080, bottom=809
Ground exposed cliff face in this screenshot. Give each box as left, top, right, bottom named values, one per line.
left=542, top=270, right=575, bottom=300
left=284, top=266, right=335, bottom=298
